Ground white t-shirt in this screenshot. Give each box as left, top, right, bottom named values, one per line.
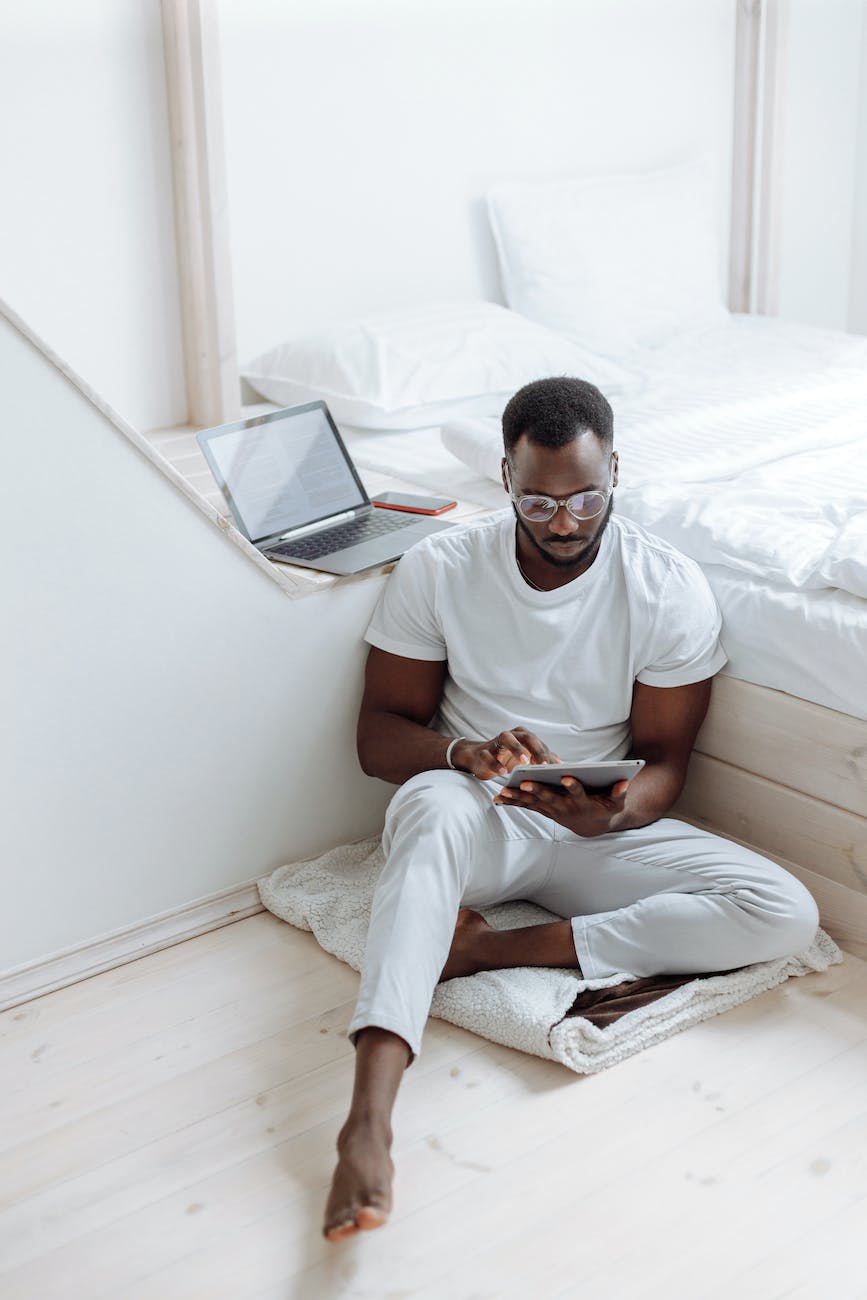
left=364, top=510, right=727, bottom=763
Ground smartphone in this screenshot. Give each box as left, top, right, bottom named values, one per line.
left=504, top=759, right=645, bottom=792
left=371, top=491, right=457, bottom=515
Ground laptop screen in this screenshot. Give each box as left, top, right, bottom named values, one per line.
left=201, top=404, right=367, bottom=542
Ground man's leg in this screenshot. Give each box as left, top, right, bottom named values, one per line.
left=324, top=914, right=580, bottom=1243
left=439, top=814, right=822, bottom=985
left=440, top=908, right=579, bottom=980
left=324, top=770, right=560, bottom=1240
left=325, top=805, right=821, bottom=1239
left=323, top=1027, right=410, bottom=1242
left=529, top=817, right=821, bottom=980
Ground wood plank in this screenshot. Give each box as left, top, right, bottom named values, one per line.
left=420, top=1038, right=867, bottom=1300
left=696, top=675, right=867, bottom=818
left=0, top=958, right=359, bottom=1141
left=0, top=965, right=365, bottom=1199
left=704, top=1188, right=867, bottom=1299
left=0, top=916, right=312, bottom=1062
left=100, top=970, right=867, bottom=1300
left=0, top=1003, right=488, bottom=1279
left=0, top=913, right=286, bottom=1037
left=1, top=909, right=863, bottom=1300
left=571, top=1084, right=867, bottom=1300
left=676, top=752, right=867, bottom=895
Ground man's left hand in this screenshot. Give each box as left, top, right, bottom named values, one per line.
left=492, top=776, right=630, bottom=837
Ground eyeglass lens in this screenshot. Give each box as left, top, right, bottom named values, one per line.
left=518, top=493, right=606, bottom=521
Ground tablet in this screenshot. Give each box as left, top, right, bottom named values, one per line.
left=504, top=758, right=645, bottom=791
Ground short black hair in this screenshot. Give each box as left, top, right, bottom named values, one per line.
left=502, top=377, right=614, bottom=456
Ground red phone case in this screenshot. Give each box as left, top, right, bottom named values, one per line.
left=372, top=498, right=457, bottom=515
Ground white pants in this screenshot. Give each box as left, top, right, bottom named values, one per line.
left=347, top=770, right=821, bottom=1060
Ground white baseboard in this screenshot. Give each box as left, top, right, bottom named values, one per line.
left=0, top=879, right=266, bottom=1013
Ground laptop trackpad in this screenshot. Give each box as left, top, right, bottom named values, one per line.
left=327, top=517, right=452, bottom=573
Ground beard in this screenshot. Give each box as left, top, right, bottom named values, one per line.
left=513, top=495, right=615, bottom=570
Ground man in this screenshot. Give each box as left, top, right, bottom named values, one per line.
left=323, top=377, right=820, bottom=1242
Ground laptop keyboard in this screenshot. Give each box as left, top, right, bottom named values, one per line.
left=269, top=509, right=413, bottom=561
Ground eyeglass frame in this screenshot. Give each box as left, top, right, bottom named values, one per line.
left=502, top=454, right=616, bottom=523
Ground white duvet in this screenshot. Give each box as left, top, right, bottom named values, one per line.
left=440, top=316, right=867, bottom=600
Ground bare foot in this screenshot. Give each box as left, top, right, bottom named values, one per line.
left=439, top=908, right=494, bottom=982
left=323, top=1121, right=394, bottom=1242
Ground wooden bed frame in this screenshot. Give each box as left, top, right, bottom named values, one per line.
left=676, top=675, right=867, bottom=959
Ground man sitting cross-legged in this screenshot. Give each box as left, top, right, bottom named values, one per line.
left=323, top=376, right=820, bottom=1242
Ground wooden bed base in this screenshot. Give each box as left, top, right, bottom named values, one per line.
left=675, top=674, right=867, bottom=960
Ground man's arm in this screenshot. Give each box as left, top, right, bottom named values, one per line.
left=357, top=647, right=449, bottom=785
left=357, top=646, right=559, bottom=786
left=610, top=675, right=713, bottom=831
left=494, top=676, right=713, bottom=836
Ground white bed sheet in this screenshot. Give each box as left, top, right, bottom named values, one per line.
left=442, top=317, right=867, bottom=597
left=703, top=565, right=866, bottom=720
left=244, top=313, right=866, bottom=718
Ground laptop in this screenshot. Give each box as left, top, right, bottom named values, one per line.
left=196, top=401, right=454, bottom=575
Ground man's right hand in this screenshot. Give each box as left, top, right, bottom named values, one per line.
left=451, top=727, right=560, bottom=780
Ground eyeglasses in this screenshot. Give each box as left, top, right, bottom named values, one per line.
left=504, top=462, right=613, bottom=522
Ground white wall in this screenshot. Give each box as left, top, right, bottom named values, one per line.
left=218, top=0, right=737, bottom=363
left=0, top=1, right=187, bottom=431
left=3, top=1, right=865, bottom=436
left=1, top=310, right=394, bottom=972
left=773, top=0, right=867, bottom=331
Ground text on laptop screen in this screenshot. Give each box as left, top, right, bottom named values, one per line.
left=206, top=407, right=366, bottom=541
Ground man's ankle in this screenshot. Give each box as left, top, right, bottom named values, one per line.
left=338, top=1111, right=393, bottom=1148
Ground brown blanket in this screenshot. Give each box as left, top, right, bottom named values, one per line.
left=566, top=966, right=745, bottom=1027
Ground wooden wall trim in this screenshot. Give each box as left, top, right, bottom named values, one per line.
left=729, top=0, right=789, bottom=315
left=729, top=0, right=763, bottom=311
left=753, top=0, right=788, bottom=315
left=0, top=880, right=265, bottom=1013
left=161, top=0, right=240, bottom=428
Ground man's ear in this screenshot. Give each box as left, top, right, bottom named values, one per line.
left=611, top=450, right=619, bottom=488
left=501, top=457, right=510, bottom=493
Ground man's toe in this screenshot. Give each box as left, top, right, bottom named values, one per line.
left=357, top=1204, right=389, bottom=1230
left=324, top=1217, right=359, bottom=1241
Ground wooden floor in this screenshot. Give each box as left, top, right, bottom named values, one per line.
left=1, top=914, right=866, bottom=1300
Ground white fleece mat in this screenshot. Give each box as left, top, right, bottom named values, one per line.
left=257, top=835, right=844, bottom=1074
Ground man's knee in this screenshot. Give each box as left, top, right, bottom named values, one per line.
left=746, top=870, right=821, bottom=960
left=385, top=768, right=490, bottom=833
left=382, top=768, right=493, bottom=871
left=779, top=879, right=821, bottom=954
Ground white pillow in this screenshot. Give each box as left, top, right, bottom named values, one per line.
left=240, top=301, right=635, bottom=430
left=487, top=156, right=729, bottom=358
